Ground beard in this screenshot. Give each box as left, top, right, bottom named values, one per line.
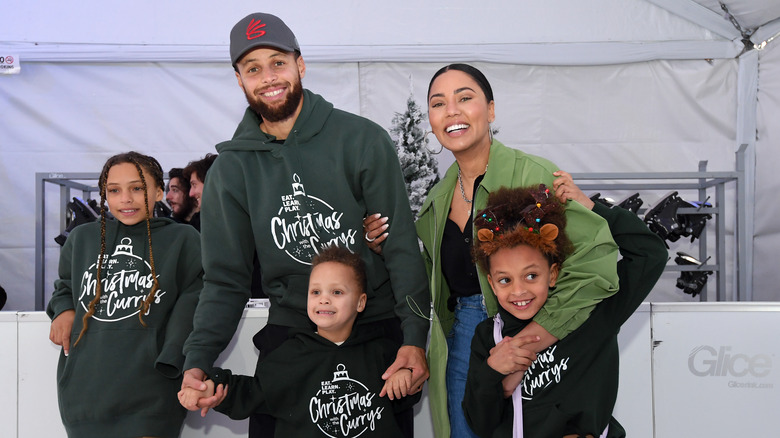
left=244, top=76, right=304, bottom=123
left=171, top=198, right=196, bottom=221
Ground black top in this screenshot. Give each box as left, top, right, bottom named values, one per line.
left=212, top=324, right=420, bottom=437
left=462, top=203, right=668, bottom=438
left=189, top=211, right=201, bottom=231
left=440, top=174, right=484, bottom=311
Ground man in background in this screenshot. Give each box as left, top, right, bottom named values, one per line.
left=182, top=154, right=218, bottom=232
left=165, top=168, right=197, bottom=225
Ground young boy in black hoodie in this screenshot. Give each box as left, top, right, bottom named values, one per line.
left=179, top=245, right=420, bottom=437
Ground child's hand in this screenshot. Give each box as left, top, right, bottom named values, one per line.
left=487, top=335, right=539, bottom=375
left=178, top=379, right=215, bottom=411
left=49, top=309, right=76, bottom=356
left=381, top=368, right=413, bottom=400
left=501, top=372, right=525, bottom=398
left=195, top=382, right=228, bottom=417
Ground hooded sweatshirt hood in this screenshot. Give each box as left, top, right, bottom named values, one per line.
left=216, top=89, right=334, bottom=153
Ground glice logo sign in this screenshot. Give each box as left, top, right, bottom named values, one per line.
left=688, top=345, right=771, bottom=378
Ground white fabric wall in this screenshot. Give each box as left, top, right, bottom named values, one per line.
left=753, top=42, right=780, bottom=302
left=2, top=0, right=717, bottom=49
left=1, top=0, right=778, bottom=310
left=0, top=58, right=742, bottom=310
left=0, top=61, right=360, bottom=310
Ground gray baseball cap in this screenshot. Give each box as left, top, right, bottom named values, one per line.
left=230, top=13, right=300, bottom=67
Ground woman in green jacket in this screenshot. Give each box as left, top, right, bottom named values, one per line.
left=365, top=64, right=620, bottom=437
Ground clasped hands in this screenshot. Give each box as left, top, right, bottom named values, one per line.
left=487, top=334, right=540, bottom=398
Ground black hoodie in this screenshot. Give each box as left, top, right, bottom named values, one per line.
left=212, top=323, right=421, bottom=437
left=463, top=203, right=667, bottom=438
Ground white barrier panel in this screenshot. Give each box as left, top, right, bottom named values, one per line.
left=0, top=312, right=19, bottom=438
left=15, top=312, right=67, bottom=437
left=614, top=303, right=653, bottom=437
left=181, top=310, right=267, bottom=437
left=652, top=303, right=780, bottom=437
left=12, top=304, right=777, bottom=437
left=9, top=309, right=438, bottom=438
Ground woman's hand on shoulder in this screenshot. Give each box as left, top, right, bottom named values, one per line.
left=553, top=170, right=595, bottom=210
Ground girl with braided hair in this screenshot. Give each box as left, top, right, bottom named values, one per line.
left=47, top=151, right=203, bottom=438
left=462, top=180, right=667, bottom=438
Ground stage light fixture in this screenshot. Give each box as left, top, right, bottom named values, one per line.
left=644, top=191, right=684, bottom=246
left=154, top=201, right=172, bottom=218
left=616, top=193, right=643, bottom=214
left=674, top=251, right=713, bottom=298
left=589, top=192, right=615, bottom=208
left=644, top=191, right=712, bottom=246
left=677, top=199, right=712, bottom=242
left=55, top=197, right=101, bottom=246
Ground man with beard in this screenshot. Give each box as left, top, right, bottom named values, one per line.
left=165, top=168, right=197, bottom=225
left=182, top=12, right=430, bottom=438
left=182, top=153, right=218, bottom=232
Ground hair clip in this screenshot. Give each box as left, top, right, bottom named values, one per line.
left=474, top=184, right=559, bottom=244
left=477, top=228, right=495, bottom=242
left=476, top=205, right=505, bottom=238
left=539, top=223, right=559, bottom=241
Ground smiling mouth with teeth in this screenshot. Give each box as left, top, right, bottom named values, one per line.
left=262, top=89, right=284, bottom=98
left=513, top=300, right=531, bottom=306
left=446, top=124, right=469, bottom=133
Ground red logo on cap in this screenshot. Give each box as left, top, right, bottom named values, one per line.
left=246, top=19, right=267, bottom=40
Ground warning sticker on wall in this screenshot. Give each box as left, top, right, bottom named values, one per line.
left=0, top=54, right=20, bottom=75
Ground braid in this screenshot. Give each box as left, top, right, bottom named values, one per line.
left=130, top=158, right=159, bottom=327
left=74, top=169, right=110, bottom=346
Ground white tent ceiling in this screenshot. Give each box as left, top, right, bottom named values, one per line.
left=1, top=0, right=779, bottom=310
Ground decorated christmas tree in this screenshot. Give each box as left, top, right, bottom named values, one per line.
left=390, top=94, right=440, bottom=216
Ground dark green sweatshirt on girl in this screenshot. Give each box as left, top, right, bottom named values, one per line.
left=47, top=218, right=202, bottom=438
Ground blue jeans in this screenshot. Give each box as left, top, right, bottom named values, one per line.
left=446, top=294, right=488, bottom=438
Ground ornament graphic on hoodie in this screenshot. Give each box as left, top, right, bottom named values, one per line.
left=309, top=364, right=386, bottom=437
left=78, top=237, right=165, bottom=321
left=271, top=173, right=358, bottom=265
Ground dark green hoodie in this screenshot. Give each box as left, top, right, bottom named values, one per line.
left=47, top=218, right=203, bottom=438
left=184, top=90, right=430, bottom=373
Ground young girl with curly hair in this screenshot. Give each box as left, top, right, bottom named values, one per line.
left=463, top=180, right=667, bottom=438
